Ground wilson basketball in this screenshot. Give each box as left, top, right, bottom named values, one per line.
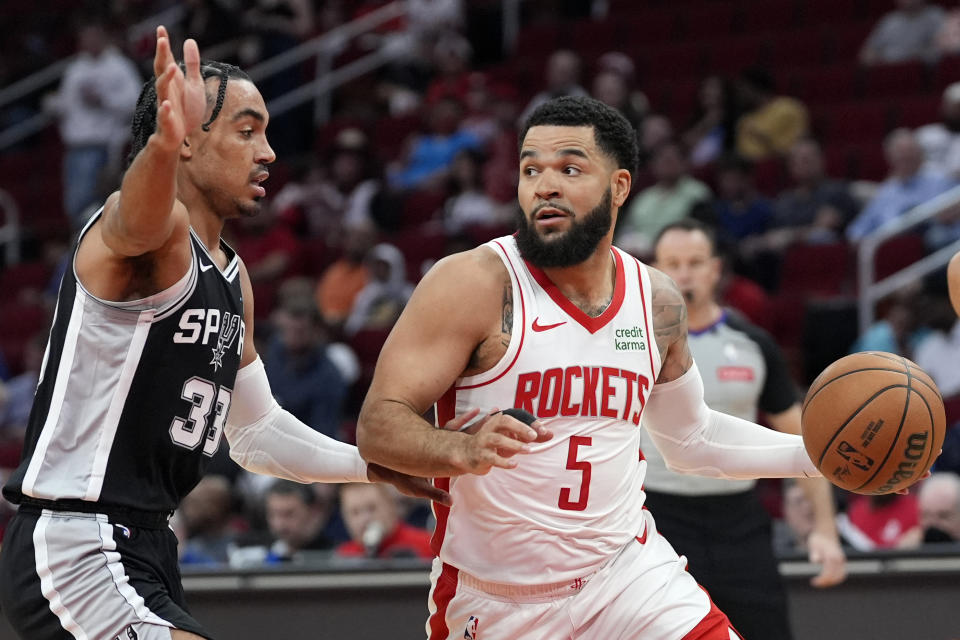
left=801, top=351, right=945, bottom=495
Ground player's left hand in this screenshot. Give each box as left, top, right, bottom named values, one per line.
left=807, top=530, right=847, bottom=588
left=367, top=462, right=451, bottom=506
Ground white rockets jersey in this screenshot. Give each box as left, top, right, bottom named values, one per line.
left=432, top=236, right=661, bottom=585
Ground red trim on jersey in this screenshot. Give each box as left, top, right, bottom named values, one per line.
left=431, top=386, right=457, bottom=555
left=456, top=240, right=527, bottom=391
left=523, top=248, right=626, bottom=334
left=635, top=258, right=657, bottom=380
left=682, top=587, right=745, bottom=640
left=428, top=563, right=460, bottom=640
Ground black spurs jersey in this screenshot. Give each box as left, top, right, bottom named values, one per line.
left=4, top=211, right=245, bottom=512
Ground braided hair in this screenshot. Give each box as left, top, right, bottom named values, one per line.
left=127, top=60, right=251, bottom=167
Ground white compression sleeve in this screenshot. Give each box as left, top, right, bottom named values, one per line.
left=224, top=357, right=369, bottom=483
left=643, top=363, right=820, bottom=479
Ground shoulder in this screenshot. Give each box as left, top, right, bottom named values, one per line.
left=646, top=265, right=684, bottom=305
left=419, top=244, right=508, bottom=291
left=724, top=309, right=777, bottom=350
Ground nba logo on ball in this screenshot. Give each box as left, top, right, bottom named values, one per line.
left=801, top=352, right=945, bottom=494
left=464, top=616, right=480, bottom=639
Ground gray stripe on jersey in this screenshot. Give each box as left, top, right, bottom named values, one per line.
left=23, top=291, right=151, bottom=501
left=32, top=510, right=172, bottom=639
left=84, top=310, right=154, bottom=501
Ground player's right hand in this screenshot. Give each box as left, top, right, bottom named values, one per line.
left=152, top=26, right=206, bottom=151
left=448, top=410, right=548, bottom=476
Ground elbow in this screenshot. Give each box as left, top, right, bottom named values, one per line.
left=355, top=402, right=379, bottom=461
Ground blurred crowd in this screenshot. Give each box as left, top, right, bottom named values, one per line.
left=1, top=0, right=960, bottom=567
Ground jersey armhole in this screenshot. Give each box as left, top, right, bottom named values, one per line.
left=454, top=239, right=527, bottom=390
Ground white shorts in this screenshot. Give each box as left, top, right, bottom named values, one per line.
left=426, top=510, right=743, bottom=640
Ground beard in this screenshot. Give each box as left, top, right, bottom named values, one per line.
left=515, top=187, right=613, bottom=268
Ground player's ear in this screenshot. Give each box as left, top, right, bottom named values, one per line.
left=611, top=168, right=631, bottom=208
left=180, top=138, right=193, bottom=159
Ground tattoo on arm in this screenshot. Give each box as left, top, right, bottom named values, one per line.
left=650, top=269, right=694, bottom=383
left=501, top=282, right=513, bottom=347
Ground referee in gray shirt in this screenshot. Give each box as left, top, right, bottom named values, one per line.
left=642, top=219, right=847, bottom=640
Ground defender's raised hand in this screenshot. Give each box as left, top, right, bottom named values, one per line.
left=152, top=26, right=205, bottom=151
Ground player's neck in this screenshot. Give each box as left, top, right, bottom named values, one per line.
left=540, top=243, right=616, bottom=316
left=188, top=209, right=226, bottom=256
left=687, top=301, right=723, bottom=332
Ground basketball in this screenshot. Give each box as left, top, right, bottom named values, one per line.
left=801, top=351, right=945, bottom=495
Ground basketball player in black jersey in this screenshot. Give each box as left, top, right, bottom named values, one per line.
left=0, top=27, right=447, bottom=640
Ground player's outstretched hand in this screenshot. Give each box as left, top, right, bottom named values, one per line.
left=806, top=530, right=847, bottom=588
left=367, top=463, right=451, bottom=506
left=152, top=26, right=206, bottom=152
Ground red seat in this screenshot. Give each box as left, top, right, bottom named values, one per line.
left=861, top=61, right=931, bottom=99
left=739, top=0, right=801, bottom=33
left=0, top=302, right=50, bottom=373
left=814, top=102, right=892, bottom=144
left=874, top=233, right=925, bottom=281
left=895, top=95, right=941, bottom=128
left=768, top=28, right=829, bottom=68
left=943, top=394, right=960, bottom=425
left=634, top=42, right=704, bottom=80
left=679, top=3, right=738, bottom=38
left=846, top=142, right=887, bottom=181
left=703, top=36, right=768, bottom=74
left=570, top=19, right=620, bottom=54
left=779, top=242, right=852, bottom=297
left=799, top=0, right=866, bottom=26
left=0, top=261, right=52, bottom=302
left=769, top=293, right=807, bottom=349
left=373, top=114, right=422, bottom=163
left=790, top=63, right=861, bottom=105
left=400, top=188, right=448, bottom=229
left=389, top=226, right=448, bottom=282
left=822, top=20, right=876, bottom=63
left=621, top=9, right=680, bottom=44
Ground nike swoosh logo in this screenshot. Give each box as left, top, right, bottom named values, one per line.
left=198, top=260, right=214, bottom=272
left=531, top=318, right=566, bottom=332
left=636, top=525, right=647, bottom=545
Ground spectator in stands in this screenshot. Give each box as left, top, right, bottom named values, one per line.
left=735, top=67, right=809, bottom=162
left=344, top=243, right=414, bottom=336
left=773, top=480, right=817, bottom=556
left=335, top=483, right=433, bottom=560
left=684, top=75, right=737, bottom=168
left=912, top=294, right=960, bottom=396
left=837, top=493, right=920, bottom=550
left=0, top=333, right=44, bottom=445
left=916, top=82, right=960, bottom=178
left=177, top=475, right=237, bottom=565
left=315, top=220, right=375, bottom=327
left=618, top=141, right=711, bottom=254
left=709, top=153, right=774, bottom=241
left=424, top=34, right=474, bottom=107
left=45, top=20, right=141, bottom=229
left=264, top=480, right=336, bottom=562
left=388, top=96, right=482, bottom=191
left=638, top=113, right=674, bottom=169
left=518, top=49, right=589, bottom=125
left=274, top=129, right=395, bottom=238
left=852, top=286, right=931, bottom=358
left=442, top=148, right=513, bottom=233
left=937, top=2, right=960, bottom=56
left=265, top=296, right=349, bottom=439
left=592, top=51, right=648, bottom=132
left=859, top=0, right=945, bottom=66
left=898, top=472, right=960, bottom=546
left=766, top=138, right=860, bottom=248
left=846, top=128, right=956, bottom=243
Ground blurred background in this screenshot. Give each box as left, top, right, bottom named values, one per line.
left=1, top=1, right=960, bottom=637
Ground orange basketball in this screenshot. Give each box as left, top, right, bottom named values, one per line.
left=801, top=351, right=945, bottom=495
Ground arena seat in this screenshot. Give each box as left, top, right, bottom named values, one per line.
left=780, top=242, right=853, bottom=297
left=0, top=261, right=52, bottom=300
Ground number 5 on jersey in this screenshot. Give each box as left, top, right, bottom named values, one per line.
left=559, top=436, right=592, bottom=511
left=169, top=376, right=232, bottom=456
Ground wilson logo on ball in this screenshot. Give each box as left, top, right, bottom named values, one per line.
left=875, top=432, right=929, bottom=494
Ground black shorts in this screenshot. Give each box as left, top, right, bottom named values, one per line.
left=0, top=506, right=212, bottom=640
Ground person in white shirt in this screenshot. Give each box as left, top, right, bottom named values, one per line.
left=46, top=22, right=142, bottom=229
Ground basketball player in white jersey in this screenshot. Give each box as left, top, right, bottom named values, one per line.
left=0, top=28, right=445, bottom=640
left=357, top=96, right=822, bottom=640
